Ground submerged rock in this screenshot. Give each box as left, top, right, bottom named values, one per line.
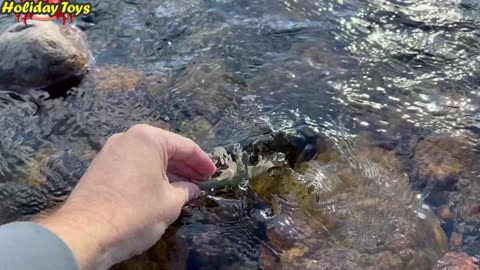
left=111, top=224, right=189, bottom=270
left=0, top=149, right=96, bottom=223
left=85, top=66, right=143, bottom=92
left=411, top=136, right=480, bottom=257
left=433, top=252, right=479, bottom=270
left=157, top=55, right=244, bottom=139
left=411, top=136, right=474, bottom=191
left=252, top=161, right=448, bottom=269
left=0, top=181, right=51, bottom=224
left=0, top=21, right=90, bottom=89
left=246, top=134, right=449, bottom=270
left=81, top=65, right=171, bottom=94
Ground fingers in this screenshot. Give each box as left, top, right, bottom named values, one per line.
left=169, top=181, right=202, bottom=204
left=166, top=172, right=187, bottom=183
left=167, top=160, right=211, bottom=181
left=161, top=130, right=217, bottom=179
left=127, top=125, right=217, bottom=180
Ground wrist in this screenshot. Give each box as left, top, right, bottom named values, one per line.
left=34, top=203, right=117, bottom=270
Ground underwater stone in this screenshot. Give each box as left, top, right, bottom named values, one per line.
left=0, top=21, right=90, bottom=89
left=411, top=136, right=473, bottom=190
left=0, top=149, right=95, bottom=224
left=80, top=65, right=171, bottom=94
left=85, top=66, right=143, bottom=92
left=433, top=252, right=479, bottom=270
left=111, top=225, right=189, bottom=270
left=251, top=151, right=448, bottom=269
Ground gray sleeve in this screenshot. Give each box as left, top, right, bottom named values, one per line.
left=0, top=221, right=80, bottom=270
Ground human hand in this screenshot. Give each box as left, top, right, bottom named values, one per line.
left=34, top=125, right=217, bottom=270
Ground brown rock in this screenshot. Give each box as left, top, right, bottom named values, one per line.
left=111, top=225, right=188, bottom=270
left=433, top=252, right=479, bottom=270
left=170, top=56, right=240, bottom=121
left=438, top=205, right=454, bottom=220
left=355, top=132, right=405, bottom=172
left=88, top=66, right=143, bottom=92
left=449, top=232, right=463, bottom=249
left=413, top=137, right=473, bottom=189
left=259, top=244, right=282, bottom=270
left=85, top=66, right=171, bottom=94
left=377, top=251, right=404, bottom=270
left=0, top=21, right=90, bottom=89
left=267, top=228, right=294, bottom=250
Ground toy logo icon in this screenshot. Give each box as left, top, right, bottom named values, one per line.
left=1, top=0, right=92, bottom=25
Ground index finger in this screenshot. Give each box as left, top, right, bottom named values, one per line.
left=128, top=125, right=217, bottom=180
left=161, top=130, right=217, bottom=180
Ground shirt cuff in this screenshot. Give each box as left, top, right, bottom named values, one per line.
left=0, top=221, right=80, bottom=270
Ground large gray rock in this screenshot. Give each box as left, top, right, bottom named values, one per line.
left=0, top=21, right=90, bottom=89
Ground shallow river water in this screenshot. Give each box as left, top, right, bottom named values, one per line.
left=0, top=0, right=479, bottom=269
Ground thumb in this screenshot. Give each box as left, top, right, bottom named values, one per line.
left=169, top=181, right=202, bottom=205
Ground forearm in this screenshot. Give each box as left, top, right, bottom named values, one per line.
left=34, top=206, right=114, bottom=270
left=33, top=194, right=169, bottom=270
